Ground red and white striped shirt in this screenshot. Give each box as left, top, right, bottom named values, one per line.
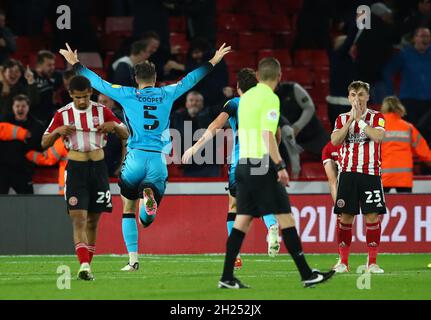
left=44, top=101, right=122, bottom=152
left=333, top=109, right=385, bottom=176
left=322, top=141, right=341, bottom=169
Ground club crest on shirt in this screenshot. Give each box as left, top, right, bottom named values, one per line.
left=69, top=196, right=78, bottom=206
left=92, top=117, right=100, bottom=126
left=267, top=110, right=278, bottom=121
left=337, top=199, right=345, bottom=208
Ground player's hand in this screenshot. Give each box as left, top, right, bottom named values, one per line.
left=59, top=43, right=79, bottom=65
left=55, top=125, right=76, bottom=136
left=97, top=121, right=117, bottom=133
left=209, top=43, right=232, bottom=66
left=24, top=65, right=34, bottom=85
left=181, top=146, right=195, bottom=164
left=277, top=169, right=290, bottom=187
left=354, top=100, right=362, bottom=122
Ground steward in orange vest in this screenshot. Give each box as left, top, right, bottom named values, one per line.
left=381, top=96, right=431, bottom=192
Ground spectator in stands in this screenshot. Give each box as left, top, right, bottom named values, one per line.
left=98, top=93, right=126, bottom=177
left=54, top=69, right=76, bottom=107
left=32, top=50, right=63, bottom=126
left=380, top=96, right=431, bottom=193
left=402, top=0, right=431, bottom=43
left=0, top=94, right=44, bottom=194
left=0, top=59, right=39, bottom=117
left=172, top=91, right=220, bottom=177
left=185, top=38, right=229, bottom=113
left=184, top=0, right=217, bottom=47
left=327, top=35, right=356, bottom=129
left=0, top=10, right=16, bottom=65
left=351, top=2, right=399, bottom=104
left=111, top=40, right=150, bottom=87
left=276, top=81, right=330, bottom=158
left=384, top=27, right=431, bottom=135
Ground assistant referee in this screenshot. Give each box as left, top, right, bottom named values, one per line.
left=218, top=58, right=335, bottom=289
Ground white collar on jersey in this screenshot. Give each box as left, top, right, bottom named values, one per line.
left=72, top=102, right=93, bottom=113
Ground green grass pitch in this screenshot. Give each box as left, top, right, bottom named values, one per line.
left=0, top=254, right=430, bottom=300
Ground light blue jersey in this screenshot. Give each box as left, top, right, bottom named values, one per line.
left=74, top=62, right=214, bottom=198
left=74, top=62, right=214, bottom=154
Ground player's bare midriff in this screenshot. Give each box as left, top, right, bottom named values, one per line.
left=68, top=148, right=104, bottom=162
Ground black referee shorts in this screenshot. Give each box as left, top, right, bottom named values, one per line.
left=334, top=171, right=386, bottom=215
left=65, top=159, right=112, bottom=213
left=235, top=157, right=291, bottom=217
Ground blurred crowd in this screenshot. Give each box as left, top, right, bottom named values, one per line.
left=1, top=0, right=431, bottom=194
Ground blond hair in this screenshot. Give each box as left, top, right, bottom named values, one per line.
left=381, top=96, right=406, bottom=116
left=348, top=80, right=370, bottom=93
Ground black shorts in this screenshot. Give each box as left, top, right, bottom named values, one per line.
left=334, top=172, right=386, bottom=215
left=235, top=157, right=291, bottom=217
left=65, top=160, right=112, bottom=213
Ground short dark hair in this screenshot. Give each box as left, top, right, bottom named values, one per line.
left=37, top=50, right=55, bottom=65
left=69, top=75, right=92, bottom=92
left=348, top=80, right=370, bottom=93
left=62, top=69, right=76, bottom=80
left=134, top=61, right=156, bottom=82
left=258, top=57, right=281, bottom=81
left=237, top=68, right=257, bottom=93
left=13, top=94, right=30, bottom=105
left=3, top=58, right=23, bottom=71
left=131, top=40, right=147, bottom=55
left=142, top=31, right=160, bottom=42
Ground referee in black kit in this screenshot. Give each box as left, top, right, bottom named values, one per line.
left=218, top=57, right=335, bottom=289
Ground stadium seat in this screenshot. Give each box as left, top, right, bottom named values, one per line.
left=78, top=52, right=103, bottom=69
left=271, top=0, right=303, bottom=15
left=169, top=16, right=187, bottom=33
left=170, top=33, right=189, bottom=55
left=294, top=49, right=313, bottom=67
left=281, top=67, right=313, bottom=87
left=254, top=14, right=292, bottom=32
left=311, top=49, right=329, bottom=68
left=105, top=16, right=133, bottom=36
left=238, top=32, right=274, bottom=51
left=217, top=14, right=252, bottom=32
left=257, top=49, right=292, bottom=66
left=99, top=34, right=126, bottom=52
left=274, top=31, right=295, bottom=49
left=224, top=51, right=257, bottom=72
left=216, top=32, right=238, bottom=49
left=308, top=86, right=328, bottom=104
left=216, top=0, right=235, bottom=13
left=300, top=161, right=326, bottom=180
left=313, top=67, right=329, bottom=84
left=238, top=0, right=272, bottom=15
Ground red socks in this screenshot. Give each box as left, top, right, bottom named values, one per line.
left=75, top=242, right=90, bottom=265
left=366, top=222, right=381, bottom=265
left=337, top=222, right=352, bottom=265
left=88, top=245, right=96, bottom=263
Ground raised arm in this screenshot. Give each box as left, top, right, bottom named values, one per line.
left=182, top=111, right=229, bottom=163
